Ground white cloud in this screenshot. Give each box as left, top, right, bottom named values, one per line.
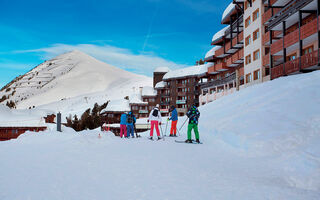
left=16, top=43, right=188, bottom=76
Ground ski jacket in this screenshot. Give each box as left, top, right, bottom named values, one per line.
left=120, top=114, right=127, bottom=125
left=187, top=106, right=200, bottom=125
left=126, top=112, right=136, bottom=125
left=148, top=107, right=162, bottom=122
left=169, top=108, right=178, bottom=121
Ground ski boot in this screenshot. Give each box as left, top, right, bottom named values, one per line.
left=195, top=139, right=200, bottom=143
left=157, top=137, right=162, bottom=140
left=185, top=139, right=192, bottom=143
left=148, top=137, right=153, bottom=140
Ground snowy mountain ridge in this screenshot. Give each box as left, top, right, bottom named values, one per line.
left=0, top=50, right=152, bottom=109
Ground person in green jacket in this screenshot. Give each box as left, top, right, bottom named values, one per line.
left=186, top=104, right=200, bottom=143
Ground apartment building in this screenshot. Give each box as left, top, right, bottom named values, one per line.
left=199, top=2, right=245, bottom=105
left=243, top=0, right=268, bottom=85
left=154, top=64, right=209, bottom=116
left=262, top=0, right=320, bottom=79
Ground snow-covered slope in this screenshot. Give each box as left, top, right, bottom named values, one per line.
left=0, top=71, right=320, bottom=199
left=0, top=50, right=152, bottom=109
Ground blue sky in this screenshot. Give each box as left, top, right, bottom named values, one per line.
left=0, top=0, right=229, bottom=87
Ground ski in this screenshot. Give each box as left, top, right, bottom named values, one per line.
left=175, top=140, right=202, bottom=144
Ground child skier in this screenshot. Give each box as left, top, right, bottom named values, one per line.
left=147, top=104, right=162, bottom=140
left=167, top=105, right=178, bottom=137
left=120, top=112, right=127, bottom=138
left=126, top=111, right=136, bottom=138
left=186, top=104, right=201, bottom=143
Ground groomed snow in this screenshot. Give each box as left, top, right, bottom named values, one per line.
left=163, top=63, right=212, bottom=80
left=1, top=72, right=320, bottom=199
left=212, top=25, right=229, bottom=43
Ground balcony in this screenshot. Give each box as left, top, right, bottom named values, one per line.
left=270, top=18, right=318, bottom=55
left=176, top=83, right=187, bottom=88
left=263, top=54, right=270, bottom=66
left=177, top=91, right=187, bottom=96
left=208, top=65, right=218, bottom=74
left=271, top=50, right=319, bottom=79
left=215, top=62, right=229, bottom=72
left=139, top=110, right=149, bottom=114
left=160, top=109, right=169, bottom=113
left=262, top=7, right=281, bottom=24
left=176, top=100, right=187, bottom=104
left=262, top=30, right=281, bottom=45
left=227, top=49, right=244, bottom=67
left=199, top=73, right=236, bottom=89
left=215, top=31, right=244, bottom=58
left=176, top=108, right=187, bottom=114
left=160, top=101, right=170, bottom=105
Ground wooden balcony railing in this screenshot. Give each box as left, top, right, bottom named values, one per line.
left=271, top=50, right=319, bottom=79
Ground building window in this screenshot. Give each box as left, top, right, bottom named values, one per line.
left=303, top=45, right=314, bottom=55
left=253, top=49, right=260, bottom=61
left=287, top=53, right=297, bottom=61
left=245, top=54, right=251, bottom=65
left=253, top=70, right=260, bottom=80
left=245, top=17, right=251, bottom=28
left=246, top=73, right=252, bottom=83
left=253, top=29, right=260, bottom=41
left=245, top=35, right=251, bottom=46
left=253, top=9, right=259, bottom=21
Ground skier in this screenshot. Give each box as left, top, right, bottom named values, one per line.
left=167, top=105, right=178, bottom=137
left=186, top=103, right=201, bottom=143
left=147, top=104, right=162, bottom=140
left=126, top=111, right=136, bottom=138
left=120, top=112, right=127, bottom=138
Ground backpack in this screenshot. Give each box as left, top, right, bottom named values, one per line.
left=152, top=109, right=159, bottom=117
left=127, top=114, right=134, bottom=124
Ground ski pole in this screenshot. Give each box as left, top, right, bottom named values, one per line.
left=159, top=122, right=165, bottom=141
left=178, top=117, right=188, bottom=135
left=164, top=119, right=168, bottom=136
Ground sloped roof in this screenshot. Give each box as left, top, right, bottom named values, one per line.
left=163, top=63, right=212, bottom=80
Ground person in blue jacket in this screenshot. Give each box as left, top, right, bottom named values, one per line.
left=167, top=105, right=178, bottom=137
left=126, top=111, right=136, bottom=138
left=120, top=112, right=127, bottom=138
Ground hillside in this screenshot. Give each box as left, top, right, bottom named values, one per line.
left=0, top=71, right=320, bottom=199
left=0, top=50, right=152, bottom=109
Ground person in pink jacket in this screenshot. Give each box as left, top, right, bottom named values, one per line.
left=147, top=104, right=162, bottom=140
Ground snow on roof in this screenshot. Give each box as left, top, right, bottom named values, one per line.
left=154, top=67, right=170, bottom=73
left=155, top=81, right=166, bottom=89
left=0, top=105, right=46, bottom=127
left=222, top=3, right=236, bottom=23
left=163, top=63, right=211, bottom=80
left=142, top=86, right=157, bottom=97
left=205, top=46, right=221, bottom=59
left=101, top=99, right=130, bottom=113
left=212, top=25, right=229, bottom=43
left=129, top=93, right=148, bottom=105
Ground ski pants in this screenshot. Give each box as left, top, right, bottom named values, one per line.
left=150, top=120, right=160, bottom=137
left=170, top=120, right=178, bottom=135
left=187, top=123, right=199, bottom=140
left=127, top=125, right=134, bottom=137
left=120, top=124, right=127, bottom=138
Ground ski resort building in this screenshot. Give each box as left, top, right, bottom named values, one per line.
left=154, top=64, right=209, bottom=116
left=200, top=0, right=320, bottom=105
left=262, top=0, right=320, bottom=79
left=199, top=2, right=245, bottom=105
